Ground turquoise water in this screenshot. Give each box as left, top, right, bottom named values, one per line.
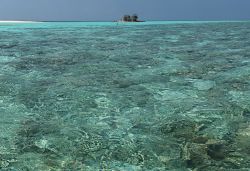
left=0, top=21, right=250, bottom=170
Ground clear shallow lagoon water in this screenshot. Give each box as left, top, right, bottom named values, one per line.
left=0, top=21, right=250, bottom=170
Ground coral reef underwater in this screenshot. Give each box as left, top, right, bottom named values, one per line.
left=0, top=21, right=250, bottom=170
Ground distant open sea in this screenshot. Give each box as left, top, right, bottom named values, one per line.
left=0, top=21, right=250, bottom=170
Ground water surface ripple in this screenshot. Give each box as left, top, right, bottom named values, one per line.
left=0, top=21, right=250, bottom=170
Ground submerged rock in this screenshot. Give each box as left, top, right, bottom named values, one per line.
left=182, top=142, right=210, bottom=169
left=235, top=125, right=250, bottom=153
left=228, top=90, right=250, bottom=109
left=0, top=56, right=15, bottom=63
left=155, top=90, right=198, bottom=102
left=193, top=80, right=215, bottom=91
left=206, top=139, right=226, bottom=160
left=34, top=139, right=49, bottom=152
left=160, top=118, right=197, bottom=140
left=182, top=139, right=227, bottom=169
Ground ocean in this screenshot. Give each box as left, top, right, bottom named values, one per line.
left=0, top=21, right=250, bottom=170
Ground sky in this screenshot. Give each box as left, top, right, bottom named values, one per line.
left=0, top=0, right=250, bottom=21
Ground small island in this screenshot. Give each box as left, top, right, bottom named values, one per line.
left=117, top=14, right=144, bottom=22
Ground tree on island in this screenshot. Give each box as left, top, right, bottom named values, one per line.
left=123, top=15, right=131, bottom=22
left=131, top=14, right=138, bottom=22
left=122, top=14, right=139, bottom=22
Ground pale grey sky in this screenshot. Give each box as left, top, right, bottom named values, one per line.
left=0, top=0, right=249, bottom=21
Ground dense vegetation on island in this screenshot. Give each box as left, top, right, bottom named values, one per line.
left=121, top=14, right=139, bottom=22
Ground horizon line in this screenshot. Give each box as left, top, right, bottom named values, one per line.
left=1, top=19, right=250, bottom=23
